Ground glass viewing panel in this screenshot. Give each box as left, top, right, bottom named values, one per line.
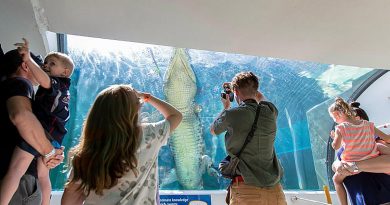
left=50, top=34, right=377, bottom=191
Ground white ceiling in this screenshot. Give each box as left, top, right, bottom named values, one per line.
left=0, top=0, right=47, bottom=56
left=1, top=0, right=390, bottom=69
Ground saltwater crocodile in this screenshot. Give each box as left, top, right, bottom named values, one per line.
left=162, top=48, right=217, bottom=189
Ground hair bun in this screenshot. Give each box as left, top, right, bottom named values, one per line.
left=350, top=101, right=361, bottom=108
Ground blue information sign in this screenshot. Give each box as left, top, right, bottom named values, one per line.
left=160, top=194, right=211, bottom=205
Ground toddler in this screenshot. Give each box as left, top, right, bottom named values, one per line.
left=329, top=97, right=390, bottom=205
left=0, top=39, right=74, bottom=205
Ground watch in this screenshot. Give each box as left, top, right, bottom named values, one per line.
left=44, top=148, right=55, bottom=159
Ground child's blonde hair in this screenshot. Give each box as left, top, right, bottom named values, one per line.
left=328, top=97, right=355, bottom=119
left=45, top=52, right=74, bottom=77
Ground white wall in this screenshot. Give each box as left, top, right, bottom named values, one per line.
left=0, top=0, right=47, bottom=56
left=356, top=72, right=390, bottom=129
left=40, top=0, right=390, bottom=69
left=2, top=0, right=390, bottom=69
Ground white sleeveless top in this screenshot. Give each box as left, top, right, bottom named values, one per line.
left=82, top=120, right=170, bottom=205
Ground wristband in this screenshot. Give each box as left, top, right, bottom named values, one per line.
left=44, top=148, right=55, bottom=159
left=143, top=93, right=151, bottom=103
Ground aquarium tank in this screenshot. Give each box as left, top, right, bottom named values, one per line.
left=50, top=34, right=379, bottom=191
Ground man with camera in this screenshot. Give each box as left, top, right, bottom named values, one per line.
left=210, top=71, right=286, bottom=205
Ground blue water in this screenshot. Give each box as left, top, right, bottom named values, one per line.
left=50, top=35, right=375, bottom=191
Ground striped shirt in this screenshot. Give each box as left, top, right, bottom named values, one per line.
left=337, top=120, right=379, bottom=162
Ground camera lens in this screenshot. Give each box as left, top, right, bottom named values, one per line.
left=228, top=93, right=234, bottom=102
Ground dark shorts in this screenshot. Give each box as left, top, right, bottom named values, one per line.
left=5, top=174, right=42, bottom=205
left=338, top=147, right=390, bottom=205
left=18, top=131, right=61, bottom=157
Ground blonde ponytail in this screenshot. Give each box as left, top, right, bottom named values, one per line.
left=329, top=97, right=355, bottom=119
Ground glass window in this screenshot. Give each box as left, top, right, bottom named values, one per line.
left=50, top=34, right=378, bottom=191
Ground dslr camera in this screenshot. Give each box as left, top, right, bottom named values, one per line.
left=220, top=83, right=234, bottom=102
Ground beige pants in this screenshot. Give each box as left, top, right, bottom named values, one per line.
left=229, top=182, right=286, bottom=205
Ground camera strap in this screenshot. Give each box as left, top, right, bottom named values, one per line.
left=236, top=101, right=261, bottom=158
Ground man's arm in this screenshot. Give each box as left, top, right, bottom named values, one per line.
left=210, top=111, right=223, bottom=136
left=210, top=109, right=230, bottom=136
left=374, top=127, right=390, bottom=142
left=338, top=155, right=390, bottom=174
left=25, top=57, right=51, bottom=89
left=210, top=93, right=232, bottom=135
left=7, top=96, right=53, bottom=155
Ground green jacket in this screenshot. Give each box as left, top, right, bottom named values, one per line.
left=213, top=100, right=283, bottom=187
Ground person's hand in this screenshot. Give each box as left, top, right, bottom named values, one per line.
left=221, top=94, right=231, bottom=109
left=377, top=139, right=387, bottom=144
left=334, top=161, right=355, bottom=176
left=138, top=92, right=148, bottom=100
left=221, top=82, right=232, bottom=109
left=333, top=160, right=353, bottom=176
left=14, top=38, right=31, bottom=62
left=341, top=161, right=360, bottom=175
left=135, top=90, right=152, bottom=104
left=44, top=146, right=65, bottom=169
left=330, top=130, right=335, bottom=139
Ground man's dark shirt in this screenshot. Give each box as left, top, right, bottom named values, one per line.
left=0, top=77, right=37, bottom=178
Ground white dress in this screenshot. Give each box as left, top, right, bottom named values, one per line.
left=83, top=120, right=170, bottom=205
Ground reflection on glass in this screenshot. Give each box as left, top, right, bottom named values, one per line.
left=50, top=34, right=376, bottom=191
